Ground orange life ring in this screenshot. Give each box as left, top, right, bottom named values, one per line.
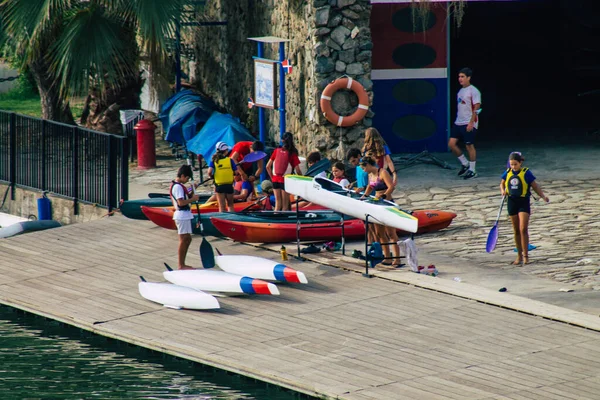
left=320, top=77, right=369, bottom=127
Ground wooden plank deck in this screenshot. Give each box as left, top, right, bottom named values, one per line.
left=1, top=215, right=599, bottom=399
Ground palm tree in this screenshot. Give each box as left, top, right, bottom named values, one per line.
left=0, top=0, right=186, bottom=131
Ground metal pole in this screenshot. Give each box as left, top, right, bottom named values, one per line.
left=278, top=41, right=286, bottom=143
left=363, top=216, right=370, bottom=277
left=257, top=42, right=265, bottom=147
left=446, top=5, right=451, bottom=148
left=9, top=113, right=16, bottom=200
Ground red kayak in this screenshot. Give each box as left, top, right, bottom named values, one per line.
left=141, top=200, right=266, bottom=230
left=211, top=209, right=457, bottom=243
left=142, top=201, right=328, bottom=231
left=210, top=217, right=367, bottom=243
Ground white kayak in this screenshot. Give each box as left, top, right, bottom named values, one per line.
left=215, top=255, right=308, bottom=284
left=285, top=175, right=418, bottom=233
left=138, top=279, right=220, bottom=310
left=163, top=268, right=280, bottom=296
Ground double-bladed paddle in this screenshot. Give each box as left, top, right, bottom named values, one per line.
left=486, top=195, right=506, bottom=253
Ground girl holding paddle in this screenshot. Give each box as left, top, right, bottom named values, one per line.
left=359, top=156, right=401, bottom=266
left=500, top=152, right=549, bottom=265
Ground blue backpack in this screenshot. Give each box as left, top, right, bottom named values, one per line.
left=367, top=242, right=385, bottom=268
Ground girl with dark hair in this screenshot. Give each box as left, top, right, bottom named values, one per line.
left=500, top=152, right=549, bottom=265
left=266, top=132, right=302, bottom=211
left=331, top=162, right=350, bottom=188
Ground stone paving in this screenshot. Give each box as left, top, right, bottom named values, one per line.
left=393, top=179, right=600, bottom=291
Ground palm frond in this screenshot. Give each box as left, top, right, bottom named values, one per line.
left=48, top=4, right=136, bottom=99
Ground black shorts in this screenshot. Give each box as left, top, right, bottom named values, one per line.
left=451, top=124, right=477, bottom=144
left=272, top=181, right=285, bottom=190
left=507, top=196, right=530, bottom=216
left=215, top=184, right=234, bottom=194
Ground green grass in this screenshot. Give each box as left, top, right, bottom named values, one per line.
left=0, top=92, right=85, bottom=121
left=0, top=93, right=42, bottom=117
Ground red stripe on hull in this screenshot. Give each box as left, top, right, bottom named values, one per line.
left=252, top=280, right=274, bottom=294
left=283, top=267, right=301, bottom=283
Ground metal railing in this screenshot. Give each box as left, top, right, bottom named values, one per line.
left=0, top=111, right=129, bottom=213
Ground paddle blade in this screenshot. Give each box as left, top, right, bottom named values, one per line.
left=241, top=151, right=267, bottom=163
left=199, top=238, right=215, bottom=269
left=486, top=224, right=499, bottom=253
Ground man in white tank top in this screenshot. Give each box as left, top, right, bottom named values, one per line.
left=448, top=67, right=482, bottom=180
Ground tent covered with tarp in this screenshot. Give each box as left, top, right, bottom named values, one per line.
left=159, top=89, right=219, bottom=145
left=186, top=112, right=256, bottom=161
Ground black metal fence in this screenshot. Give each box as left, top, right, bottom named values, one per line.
left=0, top=111, right=129, bottom=213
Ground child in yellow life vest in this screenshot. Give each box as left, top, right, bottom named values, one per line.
left=500, top=152, right=549, bottom=266
left=208, top=142, right=247, bottom=212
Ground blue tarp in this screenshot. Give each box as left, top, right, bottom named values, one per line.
left=186, top=112, right=256, bottom=160
left=159, top=89, right=218, bottom=145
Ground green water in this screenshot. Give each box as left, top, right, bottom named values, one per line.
left=0, top=307, right=311, bottom=400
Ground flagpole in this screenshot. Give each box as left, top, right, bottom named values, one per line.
left=257, top=42, right=266, bottom=149
left=278, top=41, right=286, bottom=144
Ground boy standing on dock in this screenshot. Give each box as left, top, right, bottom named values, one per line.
left=448, top=67, right=481, bottom=180
left=170, top=165, right=200, bottom=269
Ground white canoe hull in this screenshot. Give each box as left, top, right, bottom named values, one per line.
left=215, top=255, right=308, bottom=284
left=285, top=175, right=418, bottom=233
left=163, top=269, right=280, bottom=295
left=138, top=282, right=220, bottom=310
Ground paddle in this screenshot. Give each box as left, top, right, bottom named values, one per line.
left=239, top=195, right=268, bottom=212
left=240, top=151, right=267, bottom=164
left=192, top=178, right=202, bottom=230
left=486, top=195, right=506, bottom=253
left=199, top=239, right=216, bottom=269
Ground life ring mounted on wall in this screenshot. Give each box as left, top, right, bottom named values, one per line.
left=320, top=77, right=369, bottom=127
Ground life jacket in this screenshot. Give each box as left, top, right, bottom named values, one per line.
left=214, top=157, right=234, bottom=185
left=233, top=180, right=244, bottom=193
left=170, top=181, right=190, bottom=211
left=505, top=167, right=530, bottom=197
left=273, top=148, right=291, bottom=176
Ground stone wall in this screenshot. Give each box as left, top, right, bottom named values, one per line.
left=0, top=184, right=112, bottom=225
left=193, top=0, right=372, bottom=160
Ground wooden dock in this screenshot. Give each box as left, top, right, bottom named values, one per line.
left=1, top=215, right=600, bottom=399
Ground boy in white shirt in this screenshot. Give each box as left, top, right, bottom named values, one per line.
left=170, top=165, right=200, bottom=269
left=448, top=67, right=481, bottom=180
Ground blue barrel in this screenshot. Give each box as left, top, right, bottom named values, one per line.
left=37, top=196, right=52, bottom=220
